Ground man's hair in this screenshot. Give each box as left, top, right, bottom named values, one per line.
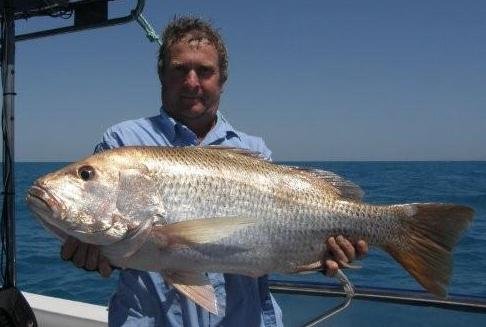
left=157, top=16, right=228, bottom=84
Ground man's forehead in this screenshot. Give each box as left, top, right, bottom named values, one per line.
left=183, top=36, right=211, bottom=48
left=164, top=34, right=220, bottom=68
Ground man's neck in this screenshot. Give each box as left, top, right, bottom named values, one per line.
left=188, top=118, right=216, bottom=141
left=162, top=108, right=217, bottom=140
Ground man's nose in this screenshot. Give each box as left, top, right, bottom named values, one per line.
left=184, top=70, right=200, bottom=88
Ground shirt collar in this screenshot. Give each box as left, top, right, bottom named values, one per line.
left=159, top=107, right=240, bottom=145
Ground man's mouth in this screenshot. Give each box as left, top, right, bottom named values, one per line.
left=181, top=94, right=203, bottom=100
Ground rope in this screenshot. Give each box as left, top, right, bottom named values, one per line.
left=302, top=269, right=356, bottom=326
left=135, top=13, right=161, bottom=46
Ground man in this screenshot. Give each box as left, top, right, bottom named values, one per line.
left=61, top=16, right=367, bottom=326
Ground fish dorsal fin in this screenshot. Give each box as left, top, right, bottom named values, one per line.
left=289, top=167, right=364, bottom=201
left=199, top=145, right=267, bottom=160
left=164, top=271, right=224, bottom=316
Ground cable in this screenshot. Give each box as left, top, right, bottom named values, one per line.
left=0, top=2, right=15, bottom=288
left=136, top=13, right=161, bottom=45
left=302, top=270, right=356, bottom=326
left=0, top=5, right=7, bottom=287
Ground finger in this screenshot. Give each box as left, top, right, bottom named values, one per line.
left=61, top=237, right=79, bottom=261
left=324, top=259, right=339, bottom=277
left=85, top=246, right=100, bottom=271
left=356, top=240, right=368, bottom=259
left=326, top=236, right=348, bottom=264
left=336, top=235, right=356, bottom=262
left=73, top=242, right=89, bottom=268
left=98, top=256, right=113, bottom=278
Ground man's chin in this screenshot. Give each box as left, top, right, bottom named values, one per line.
left=165, top=102, right=217, bottom=122
left=180, top=96, right=203, bottom=107
left=177, top=104, right=208, bottom=117
left=169, top=108, right=207, bottom=122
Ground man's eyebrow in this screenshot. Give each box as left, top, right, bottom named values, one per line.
left=168, top=60, right=185, bottom=66
left=200, top=63, right=216, bottom=68
left=169, top=61, right=216, bottom=68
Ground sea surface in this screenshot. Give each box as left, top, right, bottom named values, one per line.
left=10, top=161, right=486, bottom=307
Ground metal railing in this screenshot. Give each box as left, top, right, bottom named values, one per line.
left=15, top=0, right=145, bottom=41
left=269, top=280, right=486, bottom=314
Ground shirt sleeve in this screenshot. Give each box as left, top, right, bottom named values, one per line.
left=245, top=135, right=272, bottom=161
left=94, top=128, right=123, bottom=153
left=108, top=271, right=160, bottom=327
left=256, top=138, right=272, bottom=161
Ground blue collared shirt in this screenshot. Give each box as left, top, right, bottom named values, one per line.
left=95, top=109, right=283, bottom=327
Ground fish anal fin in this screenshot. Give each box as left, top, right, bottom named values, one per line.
left=153, top=216, right=255, bottom=247
left=294, top=259, right=362, bottom=275
left=164, top=271, right=223, bottom=316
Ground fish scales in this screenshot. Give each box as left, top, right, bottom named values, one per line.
left=118, top=148, right=408, bottom=272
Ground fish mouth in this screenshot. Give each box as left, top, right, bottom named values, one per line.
left=26, top=185, right=69, bottom=241
left=26, top=185, right=63, bottom=217
left=26, top=185, right=115, bottom=245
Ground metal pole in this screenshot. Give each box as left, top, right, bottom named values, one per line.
left=1, top=0, right=16, bottom=288
left=15, top=0, right=146, bottom=42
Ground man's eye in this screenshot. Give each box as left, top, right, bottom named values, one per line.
left=170, top=65, right=187, bottom=75
left=198, top=67, right=214, bottom=77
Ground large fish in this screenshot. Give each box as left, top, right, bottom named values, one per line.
left=26, top=146, right=474, bottom=314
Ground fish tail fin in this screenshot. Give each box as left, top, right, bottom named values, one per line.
left=384, top=203, right=474, bottom=298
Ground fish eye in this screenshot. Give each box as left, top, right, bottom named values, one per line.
left=78, top=165, right=95, bottom=181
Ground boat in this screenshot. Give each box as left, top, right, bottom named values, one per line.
left=1, top=1, right=485, bottom=326
left=19, top=280, right=486, bottom=326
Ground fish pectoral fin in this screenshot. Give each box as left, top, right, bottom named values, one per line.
left=154, top=216, right=256, bottom=246
left=164, top=271, right=224, bottom=316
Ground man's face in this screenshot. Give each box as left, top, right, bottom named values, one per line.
left=162, top=38, right=223, bottom=125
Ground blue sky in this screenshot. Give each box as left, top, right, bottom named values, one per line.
left=11, top=0, right=486, bottom=161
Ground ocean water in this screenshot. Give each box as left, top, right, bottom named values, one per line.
left=10, top=161, right=486, bottom=307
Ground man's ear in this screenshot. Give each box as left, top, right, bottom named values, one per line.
left=160, top=84, right=167, bottom=99
left=218, top=80, right=225, bottom=94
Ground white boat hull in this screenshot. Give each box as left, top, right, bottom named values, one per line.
left=23, top=292, right=107, bottom=327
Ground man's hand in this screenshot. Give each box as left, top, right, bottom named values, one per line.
left=322, top=236, right=368, bottom=276
left=61, top=237, right=113, bottom=278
